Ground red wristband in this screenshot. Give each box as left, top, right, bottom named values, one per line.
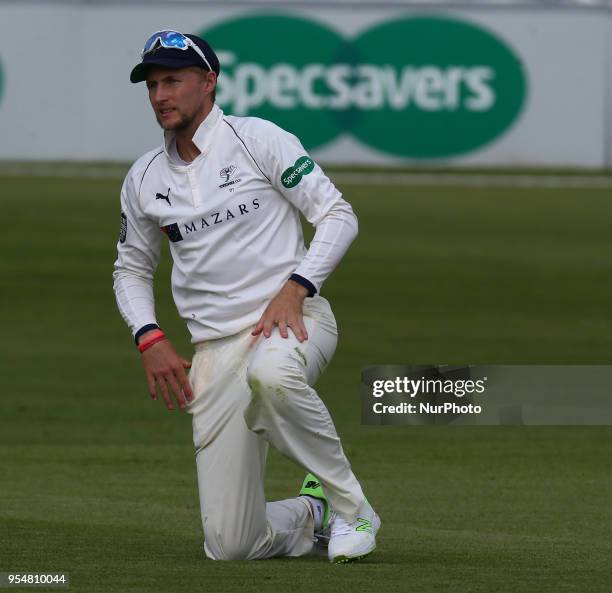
left=138, top=330, right=166, bottom=353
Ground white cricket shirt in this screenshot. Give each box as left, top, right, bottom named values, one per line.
left=113, top=104, right=358, bottom=343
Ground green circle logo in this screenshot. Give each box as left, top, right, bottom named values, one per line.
left=202, top=15, right=350, bottom=150
left=201, top=14, right=527, bottom=158
left=350, top=17, right=527, bottom=157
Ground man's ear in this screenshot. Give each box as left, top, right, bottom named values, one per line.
left=204, top=71, right=217, bottom=89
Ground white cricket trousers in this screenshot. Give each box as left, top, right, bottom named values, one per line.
left=187, top=295, right=365, bottom=561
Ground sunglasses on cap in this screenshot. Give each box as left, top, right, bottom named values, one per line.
left=142, top=30, right=214, bottom=72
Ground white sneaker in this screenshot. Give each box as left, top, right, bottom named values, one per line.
left=328, top=499, right=381, bottom=563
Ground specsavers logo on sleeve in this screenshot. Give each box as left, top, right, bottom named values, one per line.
left=200, top=14, right=527, bottom=158
left=282, top=156, right=315, bottom=188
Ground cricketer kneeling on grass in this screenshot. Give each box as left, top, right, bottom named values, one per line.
left=112, top=30, right=380, bottom=562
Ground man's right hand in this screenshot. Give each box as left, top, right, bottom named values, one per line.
left=139, top=331, right=194, bottom=410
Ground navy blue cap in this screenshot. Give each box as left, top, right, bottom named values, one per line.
left=130, top=33, right=220, bottom=83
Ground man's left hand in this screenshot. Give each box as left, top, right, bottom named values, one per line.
left=252, top=280, right=309, bottom=342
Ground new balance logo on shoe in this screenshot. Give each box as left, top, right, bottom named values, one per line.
left=355, top=518, right=373, bottom=533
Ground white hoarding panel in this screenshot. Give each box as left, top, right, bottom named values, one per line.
left=0, top=3, right=608, bottom=167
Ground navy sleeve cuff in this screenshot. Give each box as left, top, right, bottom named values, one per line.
left=134, top=323, right=160, bottom=345
left=289, top=274, right=317, bottom=297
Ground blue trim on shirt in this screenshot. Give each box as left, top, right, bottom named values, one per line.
left=289, top=274, right=316, bottom=297
left=134, top=323, right=160, bottom=345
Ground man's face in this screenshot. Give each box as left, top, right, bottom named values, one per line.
left=146, top=67, right=215, bottom=132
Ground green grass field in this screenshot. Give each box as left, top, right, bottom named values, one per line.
left=1, top=171, right=611, bottom=592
